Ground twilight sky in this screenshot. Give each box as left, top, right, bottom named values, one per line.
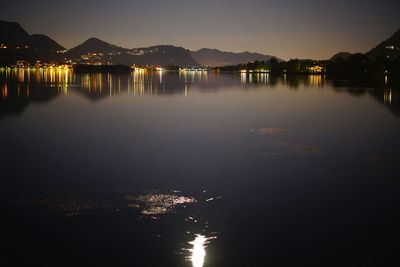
left=1, top=0, right=399, bottom=60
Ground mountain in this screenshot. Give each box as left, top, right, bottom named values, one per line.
left=330, top=52, right=352, bottom=61
left=1, top=19, right=278, bottom=67
left=0, top=20, right=30, bottom=46
left=367, top=28, right=400, bottom=61
left=28, top=34, right=66, bottom=61
left=67, top=37, right=129, bottom=59
left=29, top=34, right=65, bottom=52
left=67, top=39, right=200, bottom=66
left=128, top=45, right=200, bottom=66
left=0, top=20, right=66, bottom=63
left=191, top=48, right=280, bottom=67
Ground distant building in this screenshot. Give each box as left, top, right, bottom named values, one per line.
left=306, top=65, right=324, bottom=74
left=16, top=60, right=30, bottom=68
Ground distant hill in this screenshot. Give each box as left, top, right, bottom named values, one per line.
left=330, top=52, right=352, bottom=61
left=67, top=38, right=200, bottom=66
left=367, top=28, right=400, bottom=61
left=1, top=19, right=279, bottom=67
left=191, top=48, right=280, bottom=67
left=0, top=20, right=30, bottom=46
left=129, top=45, right=200, bottom=66
left=28, top=34, right=65, bottom=61
left=0, top=20, right=66, bottom=64
left=67, top=37, right=129, bottom=59
left=29, top=34, right=64, bottom=52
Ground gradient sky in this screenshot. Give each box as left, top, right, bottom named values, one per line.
left=1, top=0, right=399, bottom=60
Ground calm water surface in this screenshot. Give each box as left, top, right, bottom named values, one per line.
left=1, top=69, right=400, bottom=266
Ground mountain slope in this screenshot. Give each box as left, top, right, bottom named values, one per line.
left=191, top=48, right=280, bottom=67
left=128, top=45, right=200, bottom=66
left=29, top=34, right=65, bottom=52
left=0, top=20, right=66, bottom=63
left=29, top=34, right=66, bottom=61
left=67, top=37, right=128, bottom=58
left=367, top=28, right=400, bottom=60
left=330, top=52, right=352, bottom=61
left=67, top=39, right=200, bottom=66
left=2, top=19, right=278, bottom=67
left=0, top=20, right=30, bottom=46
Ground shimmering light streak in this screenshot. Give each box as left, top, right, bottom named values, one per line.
left=189, top=235, right=207, bottom=267
left=187, top=235, right=217, bottom=267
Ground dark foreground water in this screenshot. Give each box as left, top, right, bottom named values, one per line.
left=1, top=69, right=400, bottom=266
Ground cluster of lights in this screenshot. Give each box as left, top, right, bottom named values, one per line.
left=240, top=69, right=270, bottom=73
left=179, top=67, right=209, bottom=72
left=132, top=66, right=164, bottom=72
left=1, top=62, right=73, bottom=72
left=306, top=65, right=324, bottom=74
left=129, top=48, right=159, bottom=56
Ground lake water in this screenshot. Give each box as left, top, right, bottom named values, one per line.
left=1, top=69, right=400, bottom=266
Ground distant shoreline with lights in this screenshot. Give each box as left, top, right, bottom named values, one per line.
left=2, top=61, right=399, bottom=81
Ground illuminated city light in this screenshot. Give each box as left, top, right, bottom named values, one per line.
left=306, top=65, right=324, bottom=74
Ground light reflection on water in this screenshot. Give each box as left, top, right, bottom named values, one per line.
left=31, top=189, right=220, bottom=266
left=0, top=68, right=334, bottom=101
left=1, top=67, right=400, bottom=266
left=189, top=235, right=207, bottom=267
left=187, top=234, right=216, bottom=267
left=127, top=192, right=196, bottom=216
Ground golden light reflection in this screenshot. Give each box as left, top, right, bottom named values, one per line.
left=179, top=69, right=208, bottom=83
left=240, top=72, right=247, bottom=83
left=77, top=71, right=195, bottom=97
left=8, top=67, right=72, bottom=89
left=18, top=69, right=25, bottom=83
left=1, top=83, right=8, bottom=98
left=306, top=75, right=324, bottom=87
left=384, top=89, right=392, bottom=105
left=1, top=67, right=72, bottom=98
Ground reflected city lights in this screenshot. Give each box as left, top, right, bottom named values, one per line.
left=179, top=69, right=208, bottom=83
left=384, top=89, right=392, bottom=105
left=0, top=67, right=72, bottom=97
left=306, top=75, right=324, bottom=87
left=1, top=83, right=7, bottom=99
left=240, top=72, right=247, bottom=83
left=1, top=69, right=398, bottom=119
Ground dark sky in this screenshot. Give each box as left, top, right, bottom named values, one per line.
left=1, top=0, right=399, bottom=60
